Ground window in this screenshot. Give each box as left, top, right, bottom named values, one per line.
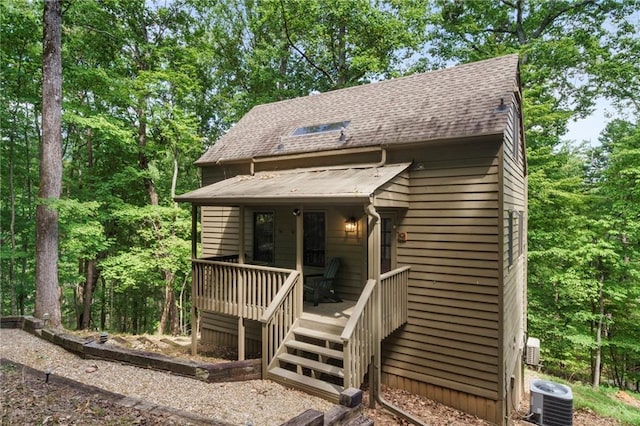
left=292, top=121, right=350, bottom=136
left=508, top=210, right=514, bottom=267
left=381, top=217, right=393, bottom=274
left=253, top=212, right=274, bottom=263
left=518, top=210, right=524, bottom=258
left=513, top=104, right=520, bottom=162
left=303, top=212, right=325, bottom=266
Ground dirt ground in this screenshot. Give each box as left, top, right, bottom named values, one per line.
left=361, top=383, right=626, bottom=426
left=6, top=331, right=637, bottom=425
left=1, top=363, right=187, bottom=425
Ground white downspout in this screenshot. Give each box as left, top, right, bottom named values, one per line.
left=375, top=147, right=387, bottom=168
left=365, top=201, right=427, bottom=426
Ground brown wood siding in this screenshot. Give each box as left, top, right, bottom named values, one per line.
left=382, top=372, right=500, bottom=424
left=500, top=100, right=527, bottom=418
left=200, top=310, right=261, bottom=354
left=201, top=206, right=240, bottom=257
left=383, top=140, right=502, bottom=403
left=375, top=171, right=410, bottom=208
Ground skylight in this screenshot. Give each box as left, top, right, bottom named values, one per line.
left=292, top=121, right=350, bottom=136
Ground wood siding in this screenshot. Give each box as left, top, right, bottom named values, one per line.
left=375, top=170, right=410, bottom=208
left=200, top=311, right=261, bottom=354
left=383, top=141, right=502, bottom=403
left=201, top=207, right=239, bottom=257
left=499, top=99, right=527, bottom=419
left=382, top=372, right=500, bottom=424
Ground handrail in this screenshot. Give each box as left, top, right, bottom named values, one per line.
left=340, top=266, right=411, bottom=390
left=193, top=258, right=293, bottom=274
left=259, top=270, right=302, bottom=377
left=341, top=279, right=376, bottom=341
left=259, top=270, right=300, bottom=324
left=380, top=265, right=411, bottom=281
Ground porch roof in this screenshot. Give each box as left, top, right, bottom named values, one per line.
left=175, top=163, right=411, bottom=206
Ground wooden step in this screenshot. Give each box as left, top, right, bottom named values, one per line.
left=285, top=340, right=344, bottom=361
left=294, top=327, right=343, bottom=345
left=299, top=316, right=347, bottom=332
left=268, top=367, right=342, bottom=401
left=278, top=353, right=344, bottom=378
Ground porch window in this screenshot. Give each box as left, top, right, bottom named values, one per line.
left=253, top=212, right=274, bottom=263
left=381, top=217, right=393, bottom=273
left=303, top=212, right=325, bottom=267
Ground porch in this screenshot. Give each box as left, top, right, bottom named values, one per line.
left=191, top=257, right=410, bottom=401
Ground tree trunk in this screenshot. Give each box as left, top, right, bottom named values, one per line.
left=100, top=276, right=107, bottom=330
left=35, top=0, right=63, bottom=327
left=81, top=259, right=98, bottom=330
left=593, top=274, right=605, bottom=388
left=9, top=116, right=17, bottom=315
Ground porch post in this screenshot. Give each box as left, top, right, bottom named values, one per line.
left=238, top=205, right=245, bottom=361
left=365, top=202, right=382, bottom=408
left=191, top=204, right=198, bottom=356
left=295, top=207, right=303, bottom=316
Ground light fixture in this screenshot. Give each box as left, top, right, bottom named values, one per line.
left=292, top=208, right=301, bottom=216
left=345, top=216, right=357, bottom=233
left=42, top=313, right=50, bottom=328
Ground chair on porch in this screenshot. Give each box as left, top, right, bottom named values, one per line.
left=304, top=257, right=342, bottom=306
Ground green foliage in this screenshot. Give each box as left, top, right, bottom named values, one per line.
left=1, top=0, right=638, bottom=383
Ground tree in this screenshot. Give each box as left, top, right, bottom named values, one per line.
left=0, top=0, right=41, bottom=316
left=35, top=0, right=62, bottom=327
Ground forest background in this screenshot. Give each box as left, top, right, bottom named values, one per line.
left=1, top=0, right=639, bottom=391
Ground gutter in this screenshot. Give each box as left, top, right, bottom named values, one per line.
left=364, top=202, right=427, bottom=426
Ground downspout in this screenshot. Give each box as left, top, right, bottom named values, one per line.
left=375, top=147, right=387, bottom=168
left=364, top=202, right=427, bottom=426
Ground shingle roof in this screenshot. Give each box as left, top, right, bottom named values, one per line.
left=196, top=54, right=520, bottom=165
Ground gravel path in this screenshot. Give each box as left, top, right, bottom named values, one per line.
left=0, top=329, right=334, bottom=425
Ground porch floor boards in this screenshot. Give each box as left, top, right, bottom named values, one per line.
left=301, top=300, right=356, bottom=327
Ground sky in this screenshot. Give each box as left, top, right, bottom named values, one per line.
left=563, top=97, right=634, bottom=146
left=564, top=98, right=612, bottom=146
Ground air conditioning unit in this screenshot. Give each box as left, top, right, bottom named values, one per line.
left=530, top=379, right=573, bottom=426
left=526, top=337, right=540, bottom=365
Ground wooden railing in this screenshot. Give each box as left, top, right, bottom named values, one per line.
left=259, top=271, right=302, bottom=377
left=341, top=266, right=410, bottom=389
left=341, top=278, right=376, bottom=389
left=380, top=265, right=411, bottom=337
left=192, top=259, right=294, bottom=321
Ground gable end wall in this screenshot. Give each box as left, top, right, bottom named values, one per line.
left=382, top=139, right=503, bottom=424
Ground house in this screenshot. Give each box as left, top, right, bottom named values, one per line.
left=176, top=54, right=527, bottom=425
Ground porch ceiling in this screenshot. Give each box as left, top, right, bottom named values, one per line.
left=175, top=163, right=411, bottom=206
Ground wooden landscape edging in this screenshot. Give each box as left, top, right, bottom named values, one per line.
left=1, top=316, right=261, bottom=384
left=0, top=358, right=229, bottom=426
left=2, top=316, right=372, bottom=425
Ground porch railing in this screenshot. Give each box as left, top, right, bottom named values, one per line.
left=192, top=259, right=294, bottom=321
left=259, top=271, right=302, bottom=376
left=341, top=265, right=410, bottom=389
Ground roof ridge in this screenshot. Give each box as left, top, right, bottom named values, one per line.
left=250, top=54, right=520, bottom=111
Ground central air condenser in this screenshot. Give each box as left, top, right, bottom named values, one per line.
left=530, top=379, right=573, bottom=426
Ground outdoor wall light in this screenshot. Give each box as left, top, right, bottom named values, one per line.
left=345, top=216, right=357, bottom=233
left=292, top=208, right=301, bottom=216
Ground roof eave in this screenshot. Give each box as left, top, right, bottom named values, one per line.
left=193, top=131, right=507, bottom=167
